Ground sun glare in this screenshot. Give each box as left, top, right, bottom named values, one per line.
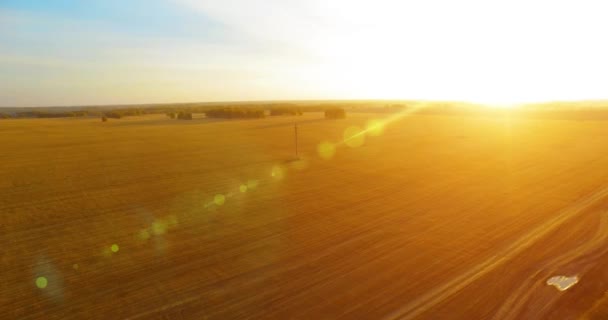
left=478, top=101, right=522, bottom=109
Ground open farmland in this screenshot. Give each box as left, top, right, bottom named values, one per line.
left=4, top=111, right=608, bottom=319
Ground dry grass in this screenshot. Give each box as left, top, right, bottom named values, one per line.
left=3, top=112, right=608, bottom=319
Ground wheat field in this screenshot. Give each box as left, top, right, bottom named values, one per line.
left=3, top=112, right=608, bottom=319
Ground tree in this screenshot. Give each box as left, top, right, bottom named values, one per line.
left=104, top=111, right=122, bottom=119
left=177, top=111, right=193, bottom=120
left=205, top=108, right=265, bottom=119
left=270, top=108, right=303, bottom=116
left=325, top=108, right=346, bottom=119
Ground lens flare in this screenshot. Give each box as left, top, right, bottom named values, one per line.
left=271, top=165, right=285, bottom=180
left=35, top=276, right=48, bottom=289
left=366, top=119, right=385, bottom=136
left=152, top=220, right=167, bottom=235
left=343, top=126, right=365, bottom=148
left=317, top=141, right=336, bottom=159
left=214, top=194, right=226, bottom=206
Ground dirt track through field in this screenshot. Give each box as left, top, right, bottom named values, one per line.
left=387, top=185, right=608, bottom=320
left=492, top=211, right=608, bottom=319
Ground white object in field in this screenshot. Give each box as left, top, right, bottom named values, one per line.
left=546, top=275, right=579, bottom=291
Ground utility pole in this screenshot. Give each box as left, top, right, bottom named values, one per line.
left=294, top=123, right=299, bottom=159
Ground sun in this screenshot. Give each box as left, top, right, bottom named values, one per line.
left=468, top=96, right=526, bottom=109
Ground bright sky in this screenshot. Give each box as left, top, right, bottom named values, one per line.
left=1, top=0, right=608, bottom=107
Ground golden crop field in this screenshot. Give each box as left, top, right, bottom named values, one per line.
left=4, top=111, right=608, bottom=319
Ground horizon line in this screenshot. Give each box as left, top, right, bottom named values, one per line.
left=4, top=98, right=608, bottom=109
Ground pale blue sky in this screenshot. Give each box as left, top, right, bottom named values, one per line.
left=2, top=0, right=608, bottom=106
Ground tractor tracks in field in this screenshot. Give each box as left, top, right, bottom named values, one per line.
left=491, top=211, right=608, bottom=320
left=385, top=185, right=608, bottom=320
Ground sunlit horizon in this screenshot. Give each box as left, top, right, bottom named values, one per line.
left=2, top=0, right=608, bottom=107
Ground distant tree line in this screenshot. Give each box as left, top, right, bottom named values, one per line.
left=2, top=103, right=307, bottom=120
left=114, top=108, right=145, bottom=116
left=269, top=108, right=303, bottom=116
left=206, top=108, right=265, bottom=119
left=177, top=111, right=193, bottom=120
left=4, top=108, right=150, bottom=120
left=13, top=111, right=90, bottom=118
left=101, top=108, right=147, bottom=119
left=164, top=111, right=194, bottom=120
left=9, top=102, right=608, bottom=122
left=103, top=111, right=123, bottom=119
left=325, top=108, right=346, bottom=119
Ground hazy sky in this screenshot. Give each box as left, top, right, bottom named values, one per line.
left=1, top=0, right=608, bottom=107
